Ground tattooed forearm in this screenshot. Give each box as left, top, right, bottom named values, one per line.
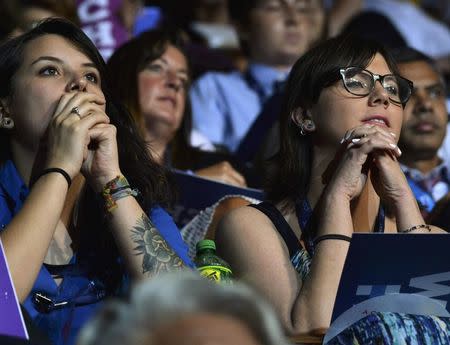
left=131, top=214, right=184, bottom=276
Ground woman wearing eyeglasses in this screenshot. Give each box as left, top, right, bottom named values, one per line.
left=215, top=34, right=448, bottom=341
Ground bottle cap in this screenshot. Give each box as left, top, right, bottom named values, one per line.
left=196, top=239, right=216, bottom=251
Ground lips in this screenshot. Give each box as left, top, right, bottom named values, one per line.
left=158, top=95, right=176, bottom=108
left=362, top=115, right=390, bottom=128
left=411, top=121, right=439, bottom=133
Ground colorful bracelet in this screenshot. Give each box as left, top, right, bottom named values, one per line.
left=101, top=175, right=138, bottom=213
left=398, top=224, right=431, bottom=233
left=313, top=234, right=352, bottom=247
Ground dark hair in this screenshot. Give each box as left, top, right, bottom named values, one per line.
left=266, top=34, right=401, bottom=207
left=227, top=0, right=259, bottom=24
left=18, top=0, right=80, bottom=27
left=107, top=28, right=198, bottom=170
left=390, top=46, right=443, bottom=78
left=0, top=18, right=173, bottom=293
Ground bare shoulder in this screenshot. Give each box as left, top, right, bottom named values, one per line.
left=216, top=203, right=292, bottom=275
left=217, top=204, right=278, bottom=241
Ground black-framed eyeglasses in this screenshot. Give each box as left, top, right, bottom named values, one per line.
left=339, top=67, right=414, bottom=105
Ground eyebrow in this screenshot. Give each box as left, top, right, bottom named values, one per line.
left=413, top=82, right=445, bottom=90
left=31, top=56, right=98, bottom=69
left=157, top=57, right=189, bottom=75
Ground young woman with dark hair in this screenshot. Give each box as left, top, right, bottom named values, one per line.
left=216, top=34, right=448, bottom=341
left=0, top=18, right=192, bottom=345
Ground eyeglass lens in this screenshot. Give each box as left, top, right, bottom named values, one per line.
left=343, top=68, right=410, bottom=104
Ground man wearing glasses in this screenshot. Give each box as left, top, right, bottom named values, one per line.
left=392, top=47, right=449, bottom=220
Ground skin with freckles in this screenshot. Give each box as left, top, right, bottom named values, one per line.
left=309, top=53, right=403, bottom=150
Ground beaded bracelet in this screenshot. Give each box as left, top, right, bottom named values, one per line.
left=398, top=224, right=431, bottom=234
left=313, top=234, right=352, bottom=247
left=101, top=175, right=138, bottom=213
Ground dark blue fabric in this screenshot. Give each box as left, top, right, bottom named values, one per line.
left=295, top=198, right=385, bottom=256
left=0, top=160, right=193, bottom=345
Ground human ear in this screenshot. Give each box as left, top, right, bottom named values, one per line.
left=0, top=99, right=14, bottom=129
left=291, top=107, right=316, bottom=135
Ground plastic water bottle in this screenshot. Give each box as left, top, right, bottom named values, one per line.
left=195, top=239, right=233, bottom=284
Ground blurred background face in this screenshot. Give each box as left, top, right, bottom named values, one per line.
left=397, top=60, right=448, bottom=157
left=137, top=44, right=189, bottom=139
left=244, top=0, right=320, bottom=68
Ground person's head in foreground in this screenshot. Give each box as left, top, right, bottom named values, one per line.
left=77, top=271, right=290, bottom=345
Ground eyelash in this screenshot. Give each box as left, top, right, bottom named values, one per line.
left=39, top=66, right=59, bottom=76
left=38, top=66, right=99, bottom=84
left=85, top=73, right=99, bottom=84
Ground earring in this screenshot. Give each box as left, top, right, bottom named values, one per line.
left=299, top=124, right=306, bottom=136
left=0, top=106, right=14, bottom=129
left=299, top=119, right=315, bottom=135
left=1, top=117, right=14, bottom=129
left=304, top=121, right=315, bottom=131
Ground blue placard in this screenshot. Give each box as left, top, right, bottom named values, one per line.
left=0, top=239, right=28, bottom=339
left=170, top=169, right=264, bottom=227
left=332, top=233, right=450, bottom=322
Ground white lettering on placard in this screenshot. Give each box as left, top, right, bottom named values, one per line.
left=78, top=0, right=109, bottom=22
left=409, top=271, right=450, bottom=307
left=354, top=271, right=450, bottom=308
left=83, top=21, right=114, bottom=47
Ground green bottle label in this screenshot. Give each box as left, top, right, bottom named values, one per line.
left=198, top=265, right=232, bottom=282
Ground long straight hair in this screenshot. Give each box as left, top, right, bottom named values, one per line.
left=0, top=18, right=174, bottom=292
left=265, top=34, right=401, bottom=208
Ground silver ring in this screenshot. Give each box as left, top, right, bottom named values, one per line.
left=71, top=106, right=81, bottom=117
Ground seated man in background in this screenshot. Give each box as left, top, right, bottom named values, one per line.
left=190, top=0, right=324, bottom=152
left=77, top=271, right=290, bottom=345
left=393, top=47, right=449, bottom=220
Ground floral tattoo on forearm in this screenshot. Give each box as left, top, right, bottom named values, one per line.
left=131, top=214, right=184, bottom=275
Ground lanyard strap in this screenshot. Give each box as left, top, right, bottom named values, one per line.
left=295, top=198, right=385, bottom=256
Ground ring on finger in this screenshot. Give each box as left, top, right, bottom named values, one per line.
left=71, top=106, right=81, bottom=117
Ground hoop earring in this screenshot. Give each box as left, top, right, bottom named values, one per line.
left=0, top=117, right=14, bottom=129
left=304, top=122, right=315, bottom=131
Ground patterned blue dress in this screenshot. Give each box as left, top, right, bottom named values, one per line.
left=250, top=201, right=450, bottom=344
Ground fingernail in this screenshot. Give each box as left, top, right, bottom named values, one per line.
left=351, top=138, right=360, bottom=143
left=397, top=147, right=402, bottom=155
left=344, top=132, right=351, bottom=140
left=390, top=132, right=396, bottom=137
left=340, top=137, right=345, bottom=144
left=389, top=143, right=396, bottom=148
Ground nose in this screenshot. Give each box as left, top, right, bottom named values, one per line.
left=368, top=81, right=390, bottom=107
left=412, top=89, right=433, bottom=115
left=283, top=3, right=301, bottom=25
left=165, top=70, right=183, bottom=92
left=67, top=77, right=87, bottom=92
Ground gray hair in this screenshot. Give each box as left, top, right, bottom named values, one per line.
left=77, top=270, right=291, bottom=345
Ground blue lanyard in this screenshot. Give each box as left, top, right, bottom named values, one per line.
left=33, top=263, right=107, bottom=313
left=406, top=177, right=436, bottom=213
left=295, top=198, right=385, bottom=256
